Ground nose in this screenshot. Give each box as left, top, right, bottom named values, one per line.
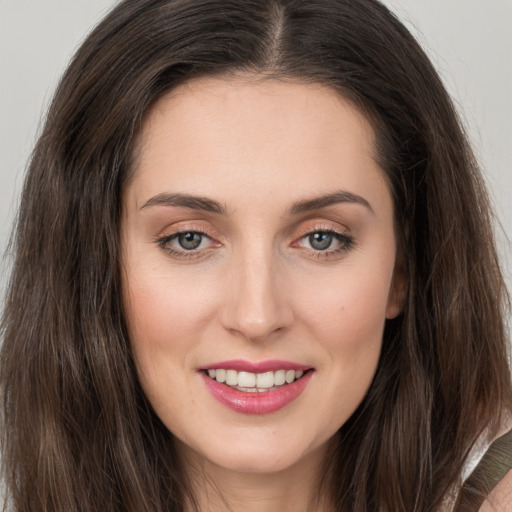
left=220, top=245, right=293, bottom=342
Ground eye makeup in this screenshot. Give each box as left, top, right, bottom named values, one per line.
left=154, top=220, right=356, bottom=263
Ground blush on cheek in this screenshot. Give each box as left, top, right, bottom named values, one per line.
left=114, top=77, right=403, bottom=484
left=126, top=277, right=188, bottom=335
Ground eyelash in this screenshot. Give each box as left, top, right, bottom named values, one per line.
left=155, top=227, right=355, bottom=260
left=294, top=228, right=355, bottom=259
left=155, top=229, right=217, bottom=260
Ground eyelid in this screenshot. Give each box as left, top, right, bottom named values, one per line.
left=156, top=220, right=219, bottom=240
left=292, top=220, right=352, bottom=239
left=154, top=221, right=222, bottom=259
left=290, top=220, right=356, bottom=257
left=154, top=219, right=355, bottom=261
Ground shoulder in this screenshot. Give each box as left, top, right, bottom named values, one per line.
left=478, top=467, right=512, bottom=511
left=456, top=418, right=512, bottom=512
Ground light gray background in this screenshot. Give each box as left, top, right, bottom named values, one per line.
left=1, top=0, right=511, bottom=303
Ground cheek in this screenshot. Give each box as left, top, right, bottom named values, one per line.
left=122, top=271, right=215, bottom=433
left=124, top=258, right=219, bottom=343
left=297, top=262, right=392, bottom=345
left=293, top=264, right=392, bottom=411
left=122, top=265, right=215, bottom=390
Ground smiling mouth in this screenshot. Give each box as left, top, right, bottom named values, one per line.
left=204, top=368, right=309, bottom=392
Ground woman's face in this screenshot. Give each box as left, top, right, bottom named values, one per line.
left=121, top=77, right=403, bottom=476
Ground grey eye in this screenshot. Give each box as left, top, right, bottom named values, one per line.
left=177, top=232, right=203, bottom=250
left=308, top=232, right=333, bottom=250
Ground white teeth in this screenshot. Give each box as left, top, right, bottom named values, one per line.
left=256, top=371, right=274, bottom=389
left=274, top=369, right=286, bottom=386
left=285, top=369, right=296, bottom=383
left=207, top=368, right=307, bottom=389
left=237, top=371, right=256, bottom=388
left=225, top=369, right=238, bottom=386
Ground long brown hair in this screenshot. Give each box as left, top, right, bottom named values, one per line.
left=1, top=1, right=511, bottom=510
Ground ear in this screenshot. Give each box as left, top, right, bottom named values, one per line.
left=385, top=264, right=407, bottom=319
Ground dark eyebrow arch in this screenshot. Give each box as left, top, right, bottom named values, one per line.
left=289, top=190, right=374, bottom=215
left=140, top=193, right=225, bottom=214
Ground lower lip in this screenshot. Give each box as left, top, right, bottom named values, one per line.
left=201, top=371, right=313, bottom=415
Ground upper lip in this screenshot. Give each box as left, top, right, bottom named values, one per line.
left=200, top=359, right=312, bottom=373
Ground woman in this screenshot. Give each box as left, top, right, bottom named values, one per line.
left=1, top=0, right=511, bottom=511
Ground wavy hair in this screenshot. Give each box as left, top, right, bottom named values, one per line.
left=1, top=0, right=511, bottom=510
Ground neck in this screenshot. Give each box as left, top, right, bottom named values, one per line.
left=180, top=441, right=335, bottom=512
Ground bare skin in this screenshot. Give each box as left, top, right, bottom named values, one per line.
left=121, top=76, right=404, bottom=511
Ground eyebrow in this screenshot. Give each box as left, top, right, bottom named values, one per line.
left=289, top=190, right=374, bottom=215
left=140, top=193, right=226, bottom=214
left=139, top=189, right=373, bottom=216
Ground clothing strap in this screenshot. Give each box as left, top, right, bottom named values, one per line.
left=453, top=427, right=512, bottom=512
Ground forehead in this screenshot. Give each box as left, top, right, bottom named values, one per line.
left=127, top=76, right=390, bottom=215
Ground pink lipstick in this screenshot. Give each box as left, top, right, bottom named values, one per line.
left=200, top=360, right=313, bottom=415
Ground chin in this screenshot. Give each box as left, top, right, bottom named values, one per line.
left=210, top=449, right=301, bottom=474
left=177, top=428, right=329, bottom=477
